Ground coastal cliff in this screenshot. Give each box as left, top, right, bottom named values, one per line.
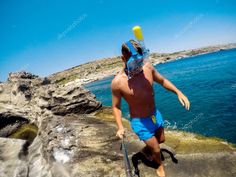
left=0, top=71, right=235, bottom=177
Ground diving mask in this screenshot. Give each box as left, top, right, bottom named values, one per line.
left=125, top=41, right=144, bottom=79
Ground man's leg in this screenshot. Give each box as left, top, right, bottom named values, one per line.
left=155, top=127, right=165, bottom=144
left=141, top=127, right=165, bottom=161
left=144, top=136, right=165, bottom=177
left=140, top=146, right=153, bottom=161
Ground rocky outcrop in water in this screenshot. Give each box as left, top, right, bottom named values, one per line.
left=0, top=71, right=236, bottom=177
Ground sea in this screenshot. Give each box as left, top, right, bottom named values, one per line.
left=85, top=48, right=236, bottom=144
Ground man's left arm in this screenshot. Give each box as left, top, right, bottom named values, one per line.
left=148, top=63, right=190, bottom=110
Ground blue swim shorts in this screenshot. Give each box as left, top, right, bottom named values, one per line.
left=130, top=109, right=164, bottom=141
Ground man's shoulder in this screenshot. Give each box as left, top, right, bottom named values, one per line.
left=144, top=61, right=154, bottom=69
left=111, top=75, right=120, bottom=87
left=111, top=71, right=125, bottom=89
left=113, top=70, right=126, bottom=81
left=143, top=61, right=155, bottom=73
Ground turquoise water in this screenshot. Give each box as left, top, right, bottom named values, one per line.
left=85, top=49, right=236, bottom=144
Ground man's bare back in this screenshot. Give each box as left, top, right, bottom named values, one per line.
left=112, top=62, right=156, bottom=117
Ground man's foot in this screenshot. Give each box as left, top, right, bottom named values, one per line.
left=156, top=164, right=165, bottom=177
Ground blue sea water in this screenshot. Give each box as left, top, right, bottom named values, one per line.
left=85, top=49, right=236, bottom=144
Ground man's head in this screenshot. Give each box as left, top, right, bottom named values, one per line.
left=121, top=39, right=143, bottom=62
left=121, top=39, right=144, bottom=79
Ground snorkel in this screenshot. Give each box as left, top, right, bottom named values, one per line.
left=132, top=26, right=149, bottom=59
left=125, top=26, right=150, bottom=79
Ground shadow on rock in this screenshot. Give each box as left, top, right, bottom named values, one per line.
left=132, top=148, right=178, bottom=176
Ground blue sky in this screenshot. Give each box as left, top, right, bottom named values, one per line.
left=0, top=0, right=236, bottom=81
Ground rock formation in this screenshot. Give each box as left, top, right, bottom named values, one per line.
left=0, top=71, right=235, bottom=177
left=0, top=71, right=104, bottom=177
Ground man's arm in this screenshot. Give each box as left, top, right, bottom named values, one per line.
left=147, top=63, right=190, bottom=110
left=111, top=78, right=125, bottom=138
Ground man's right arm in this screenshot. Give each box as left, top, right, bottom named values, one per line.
left=111, top=78, right=124, bottom=138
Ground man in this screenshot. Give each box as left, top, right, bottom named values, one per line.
left=111, top=40, right=190, bottom=177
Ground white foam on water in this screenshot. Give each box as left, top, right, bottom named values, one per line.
left=182, top=113, right=204, bottom=130
left=164, top=120, right=177, bottom=129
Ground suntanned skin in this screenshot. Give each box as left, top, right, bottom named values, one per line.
left=111, top=59, right=190, bottom=177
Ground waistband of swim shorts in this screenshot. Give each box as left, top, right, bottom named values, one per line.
left=130, top=108, right=158, bottom=120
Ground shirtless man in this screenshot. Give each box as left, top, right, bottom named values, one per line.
left=111, top=40, right=190, bottom=177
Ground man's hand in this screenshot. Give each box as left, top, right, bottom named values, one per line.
left=116, top=128, right=125, bottom=139
left=151, top=64, right=190, bottom=110
left=177, top=92, right=190, bottom=110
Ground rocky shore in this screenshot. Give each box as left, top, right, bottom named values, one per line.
left=48, top=43, right=236, bottom=86
left=0, top=71, right=235, bottom=177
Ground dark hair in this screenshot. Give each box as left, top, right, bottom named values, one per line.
left=121, top=39, right=143, bottom=60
